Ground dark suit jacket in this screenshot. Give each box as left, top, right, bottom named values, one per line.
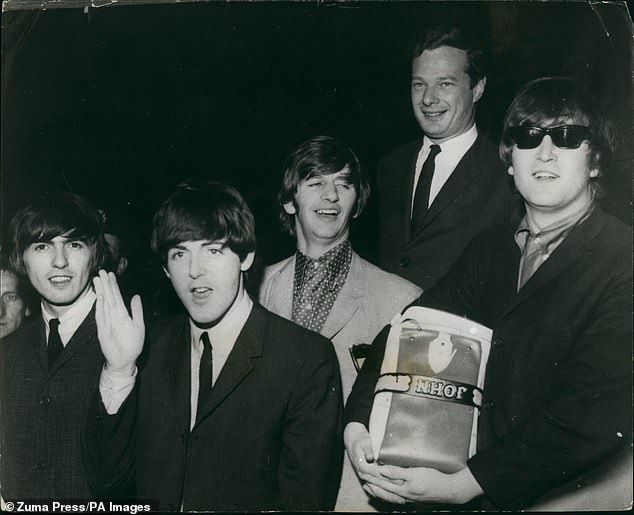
left=378, top=134, right=521, bottom=290
left=0, top=308, right=103, bottom=499
left=85, top=302, right=343, bottom=511
left=346, top=208, right=632, bottom=509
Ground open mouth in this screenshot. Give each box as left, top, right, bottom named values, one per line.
left=421, top=110, right=445, bottom=119
left=191, top=287, right=212, bottom=299
left=315, top=209, right=339, bottom=217
left=49, top=276, right=72, bottom=285
left=532, top=171, right=558, bottom=180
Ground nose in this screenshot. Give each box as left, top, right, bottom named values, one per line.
left=188, top=253, right=203, bottom=279
left=321, top=180, right=339, bottom=202
left=422, top=85, right=438, bottom=105
left=52, top=245, right=69, bottom=269
left=537, top=135, right=557, bottom=161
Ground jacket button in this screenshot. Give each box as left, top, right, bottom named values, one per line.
left=33, top=462, right=46, bottom=471
left=39, top=396, right=51, bottom=405
left=399, top=257, right=409, bottom=267
left=492, top=336, right=503, bottom=347
left=483, top=400, right=495, bottom=410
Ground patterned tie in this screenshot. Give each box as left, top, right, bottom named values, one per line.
left=196, top=332, right=213, bottom=421
left=411, top=144, right=441, bottom=232
left=47, top=318, right=63, bottom=369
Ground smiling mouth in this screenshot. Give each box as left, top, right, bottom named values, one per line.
left=49, top=276, right=72, bottom=285
left=315, top=209, right=339, bottom=217
left=421, top=110, right=445, bottom=119
left=532, top=171, right=558, bottom=180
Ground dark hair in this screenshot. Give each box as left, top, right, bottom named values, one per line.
left=499, top=77, right=615, bottom=189
left=151, top=179, right=256, bottom=265
left=277, top=135, right=370, bottom=235
left=8, top=191, right=107, bottom=275
left=412, top=25, right=485, bottom=88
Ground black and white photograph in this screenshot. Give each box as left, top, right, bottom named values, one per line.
left=1, top=0, right=632, bottom=512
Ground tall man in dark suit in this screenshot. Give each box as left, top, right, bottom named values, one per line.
left=85, top=180, right=343, bottom=511
left=345, top=77, right=632, bottom=510
left=0, top=192, right=108, bottom=500
left=378, top=25, right=520, bottom=290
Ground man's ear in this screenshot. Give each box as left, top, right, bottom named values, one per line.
left=163, top=266, right=171, bottom=279
left=116, top=257, right=129, bottom=276
left=283, top=201, right=296, bottom=215
left=472, top=76, right=486, bottom=103
left=240, top=252, right=255, bottom=272
left=25, top=306, right=31, bottom=317
left=507, top=166, right=514, bottom=176
left=589, top=168, right=599, bottom=178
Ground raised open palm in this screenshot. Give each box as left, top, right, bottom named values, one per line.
left=93, top=270, right=145, bottom=372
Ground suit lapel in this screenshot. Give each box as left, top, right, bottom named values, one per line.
left=321, top=252, right=362, bottom=339
left=193, top=305, right=265, bottom=427
left=31, top=316, right=48, bottom=374
left=168, top=318, right=192, bottom=435
left=267, top=257, right=294, bottom=319
left=401, top=144, right=420, bottom=242
left=48, top=306, right=100, bottom=375
left=502, top=210, right=604, bottom=318
left=409, top=135, right=486, bottom=240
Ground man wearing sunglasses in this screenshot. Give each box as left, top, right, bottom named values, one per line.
left=377, top=24, right=521, bottom=291
left=344, top=77, right=632, bottom=510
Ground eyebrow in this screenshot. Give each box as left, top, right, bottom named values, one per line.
left=411, top=74, right=459, bottom=81
left=170, top=240, right=226, bottom=250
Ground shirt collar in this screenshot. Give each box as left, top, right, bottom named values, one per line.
left=190, top=292, right=253, bottom=352
left=515, top=199, right=596, bottom=252
left=295, top=239, right=352, bottom=288
left=41, top=287, right=96, bottom=345
left=423, top=123, right=478, bottom=155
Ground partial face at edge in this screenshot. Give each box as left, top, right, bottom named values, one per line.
left=0, top=269, right=29, bottom=338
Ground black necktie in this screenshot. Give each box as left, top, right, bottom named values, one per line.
left=196, top=332, right=213, bottom=420
left=411, top=144, right=441, bottom=232
left=47, top=318, right=63, bottom=369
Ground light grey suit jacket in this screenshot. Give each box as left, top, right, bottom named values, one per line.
left=258, top=251, right=421, bottom=401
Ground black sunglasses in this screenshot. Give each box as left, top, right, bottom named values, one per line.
left=508, top=125, right=590, bottom=149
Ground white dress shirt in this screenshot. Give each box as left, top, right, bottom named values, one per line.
left=411, top=124, right=479, bottom=215
left=189, top=293, right=253, bottom=428
left=41, top=288, right=96, bottom=346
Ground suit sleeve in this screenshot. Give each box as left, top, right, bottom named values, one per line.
left=277, top=336, right=344, bottom=511
left=82, top=380, right=138, bottom=499
left=467, top=265, right=633, bottom=508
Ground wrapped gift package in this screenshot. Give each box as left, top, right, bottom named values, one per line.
left=369, top=306, right=492, bottom=473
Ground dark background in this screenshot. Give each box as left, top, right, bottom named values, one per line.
left=2, top=1, right=632, bottom=304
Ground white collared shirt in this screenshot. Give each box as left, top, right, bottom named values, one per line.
left=189, top=293, right=253, bottom=428
left=41, top=288, right=96, bottom=346
left=411, top=124, right=478, bottom=215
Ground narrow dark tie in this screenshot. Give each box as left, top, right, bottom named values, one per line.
left=47, top=318, right=63, bottom=369
left=411, top=144, right=441, bottom=232
left=196, top=332, right=213, bottom=421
